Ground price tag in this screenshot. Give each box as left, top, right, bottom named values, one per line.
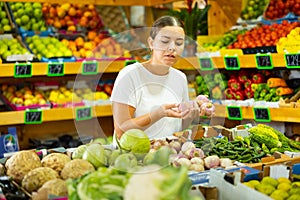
left=199, top=57, right=214, bottom=70
left=14, top=63, right=32, bottom=78
left=284, top=53, right=300, bottom=68
left=47, top=62, right=64, bottom=76
left=224, top=56, right=240, bottom=70
left=124, top=60, right=138, bottom=67
left=226, top=106, right=242, bottom=120
left=75, top=107, right=92, bottom=121
left=82, top=61, right=98, bottom=75
left=24, top=110, right=42, bottom=124
left=253, top=107, right=271, bottom=122
left=255, top=54, right=273, bottom=69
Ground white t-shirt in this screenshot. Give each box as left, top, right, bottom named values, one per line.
left=110, top=62, right=189, bottom=139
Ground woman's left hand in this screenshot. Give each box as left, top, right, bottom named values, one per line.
left=180, top=100, right=200, bottom=120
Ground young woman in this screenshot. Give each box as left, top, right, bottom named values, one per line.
left=111, top=16, right=200, bottom=140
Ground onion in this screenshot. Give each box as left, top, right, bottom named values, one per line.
left=181, top=142, right=195, bottom=154
left=196, top=95, right=210, bottom=106
left=188, top=148, right=205, bottom=159
left=220, top=158, right=233, bottom=168
left=200, top=102, right=215, bottom=117
left=189, top=164, right=205, bottom=172
left=204, top=155, right=220, bottom=169
left=169, top=141, right=181, bottom=153
left=176, top=158, right=191, bottom=167
left=190, top=157, right=204, bottom=165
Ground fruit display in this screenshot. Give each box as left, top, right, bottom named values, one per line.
left=9, top=2, right=47, bottom=32
left=42, top=85, right=110, bottom=106
left=0, top=84, right=49, bottom=110
left=60, top=32, right=131, bottom=59
left=0, top=36, right=30, bottom=61
left=243, top=176, right=300, bottom=199
left=25, top=35, right=73, bottom=60
left=228, top=21, right=300, bottom=49
left=0, top=2, right=13, bottom=33
left=201, top=29, right=247, bottom=52
left=240, top=0, right=269, bottom=20
left=277, top=27, right=300, bottom=53
left=264, top=0, right=300, bottom=20
left=195, top=73, right=227, bottom=99
left=42, top=3, right=103, bottom=32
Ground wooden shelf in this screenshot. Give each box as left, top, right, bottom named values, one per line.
left=0, top=54, right=290, bottom=77
left=1, top=0, right=176, bottom=6
left=0, top=104, right=112, bottom=125
left=214, top=105, right=300, bottom=123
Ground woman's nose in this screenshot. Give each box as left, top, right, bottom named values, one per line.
left=168, top=42, right=175, bottom=51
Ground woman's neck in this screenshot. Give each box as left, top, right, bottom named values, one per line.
left=142, top=60, right=170, bottom=76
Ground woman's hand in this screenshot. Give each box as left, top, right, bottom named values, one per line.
left=180, top=100, right=200, bottom=120
left=159, top=103, right=189, bottom=118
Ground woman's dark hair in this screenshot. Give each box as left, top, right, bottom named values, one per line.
left=150, top=15, right=184, bottom=39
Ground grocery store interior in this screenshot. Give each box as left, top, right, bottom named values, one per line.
left=1, top=0, right=300, bottom=199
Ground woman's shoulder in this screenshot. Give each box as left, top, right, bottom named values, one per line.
left=118, top=62, right=142, bottom=75
left=170, top=67, right=187, bottom=79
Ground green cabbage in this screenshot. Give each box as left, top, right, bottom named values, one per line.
left=118, top=129, right=150, bottom=155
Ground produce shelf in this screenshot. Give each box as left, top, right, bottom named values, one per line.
left=0, top=53, right=290, bottom=77
left=1, top=0, right=177, bottom=6
left=0, top=61, right=127, bottom=77
left=0, top=104, right=112, bottom=125
left=214, top=104, right=300, bottom=122
left=1, top=104, right=300, bottom=125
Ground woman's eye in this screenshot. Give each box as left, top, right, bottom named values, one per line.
left=176, top=42, right=183, bottom=46
left=161, top=40, right=169, bottom=44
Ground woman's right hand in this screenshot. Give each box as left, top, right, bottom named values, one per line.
left=159, top=103, right=189, bottom=118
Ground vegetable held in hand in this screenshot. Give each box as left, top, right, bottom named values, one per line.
left=200, top=102, right=215, bottom=117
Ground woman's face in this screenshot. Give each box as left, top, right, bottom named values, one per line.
left=149, top=26, right=185, bottom=66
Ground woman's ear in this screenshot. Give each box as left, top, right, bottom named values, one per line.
left=147, top=37, right=153, bottom=50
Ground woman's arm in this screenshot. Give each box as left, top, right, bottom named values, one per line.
left=112, top=102, right=187, bottom=139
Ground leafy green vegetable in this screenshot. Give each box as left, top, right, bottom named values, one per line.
left=118, top=129, right=151, bottom=155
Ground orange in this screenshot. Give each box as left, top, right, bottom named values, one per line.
left=75, top=37, right=84, bottom=47
left=88, top=31, right=97, bottom=41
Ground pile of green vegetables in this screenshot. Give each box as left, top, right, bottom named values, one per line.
left=194, top=124, right=300, bottom=163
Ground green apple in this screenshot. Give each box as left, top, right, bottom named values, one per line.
left=2, top=51, right=12, bottom=59
left=32, top=23, right=40, bottom=31
left=36, top=44, right=45, bottom=52
left=3, top=25, right=11, bottom=32
left=25, top=6, right=33, bottom=15
left=64, top=49, right=73, bottom=57
left=21, top=15, right=30, bottom=25
left=24, top=2, right=31, bottom=8
left=33, top=9, right=42, bottom=19
left=14, top=2, right=23, bottom=10
left=45, top=52, right=55, bottom=58
left=1, top=18, right=9, bottom=26
left=32, top=2, right=42, bottom=9
left=55, top=51, right=64, bottom=57
left=17, top=9, right=24, bottom=18
left=40, top=26, right=47, bottom=31
left=10, top=4, right=15, bottom=11
left=15, top=18, right=21, bottom=26
left=0, top=11, right=6, bottom=18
